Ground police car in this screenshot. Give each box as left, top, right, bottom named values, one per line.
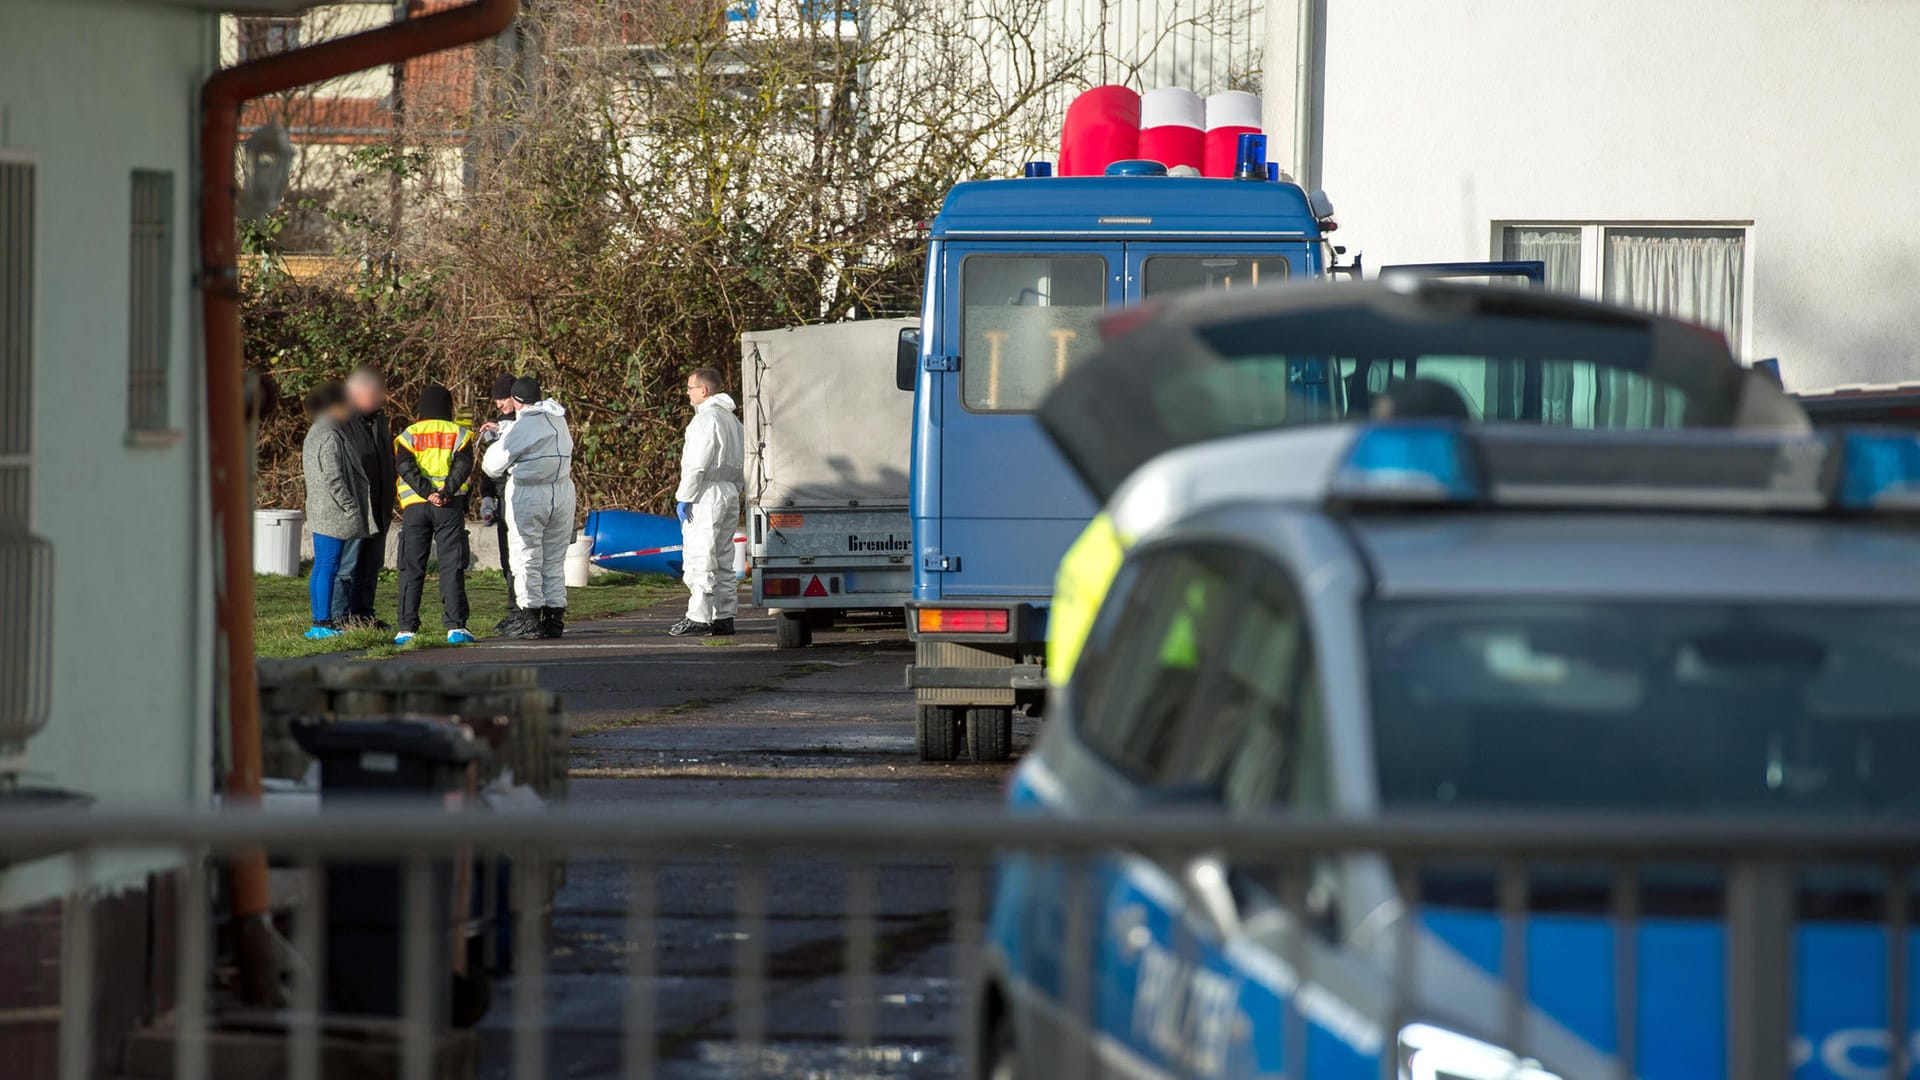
left=978, top=420, right=1920, bottom=1080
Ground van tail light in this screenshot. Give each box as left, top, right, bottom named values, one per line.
left=917, top=608, right=1010, bottom=634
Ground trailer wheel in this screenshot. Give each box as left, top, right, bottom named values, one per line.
left=966, top=707, right=1014, bottom=763
left=917, top=705, right=964, bottom=761
left=775, top=611, right=811, bottom=649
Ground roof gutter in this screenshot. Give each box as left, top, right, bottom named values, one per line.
left=199, top=0, right=520, bottom=1002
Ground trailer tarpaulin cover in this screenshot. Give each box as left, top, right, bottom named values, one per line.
left=743, top=319, right=917, bottom=508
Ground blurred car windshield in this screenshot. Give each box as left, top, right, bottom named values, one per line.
left=1368, top=599, right=1920, bottom=816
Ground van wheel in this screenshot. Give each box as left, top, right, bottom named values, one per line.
left=775, top=611, right=811, bottom=649
left=966, top=707, right=1013, bottom=763
left=917, top=705, right=963, bottom=761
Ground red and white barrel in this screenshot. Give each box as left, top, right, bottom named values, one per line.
left=1059, top=85, right=1142, bottom=177
left=1136, top=87, right=1204, bottom=173
left=1202, top=90, right=1262, bottom=178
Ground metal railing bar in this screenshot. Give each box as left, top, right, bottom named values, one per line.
left=482, top=850, right=502, bottom=972
left=843, top=859, right=878, bottom=1056
left=401, top=853, right=435, bottom=1080
left=7, top=807, right=1920, bottom=862
left=173, top=851, right=210, bottom=1080
left=951, top=858, right=983, bottom=1080
left=1610, top=864, right=1638, bottom=1080
left=732, top=860, right=768, bottom=1064
left=1498, top=860, right=1529, bottom=1060
left=1278, top=860, right=1309, bottom=1080
left=1386, top=860, right=1419, bottom=1080
left=1725, top=860, right=1793, bottom=1080
left=1890, top=863, right=1910, bottom=1079
left=57, top=849, right=94, bottom=1080
left=1063, top=854, right=1093, bottom=1080
left=621, top=858, right=657, bottom=1080
left=290, top=850, right=326, bottom=1080
left=513, top=847, right=550, bottom=1080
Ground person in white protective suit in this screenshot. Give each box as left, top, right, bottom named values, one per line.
left=668, top=367, right=745, bottom=637
left=481, top=376, right=578, bottom=640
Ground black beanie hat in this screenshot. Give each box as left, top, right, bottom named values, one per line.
left=511, top=376, right=542, bottom=404
left=417, top=384, right=454, bottom=422
left=490, top=373, right=517, bottom=400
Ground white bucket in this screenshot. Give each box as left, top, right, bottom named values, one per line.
left=565, top=532, right=593, bottom=588
left=253, top=509, right=305, bottom=577
left=734, top=529, right=748, bottom=577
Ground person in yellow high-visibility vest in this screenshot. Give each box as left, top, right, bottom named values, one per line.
left=392, top=384, right=476, bottom=645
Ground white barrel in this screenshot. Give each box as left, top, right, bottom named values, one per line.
left=253, top=509, right=304, bottom=577
left=733, top=529, right=748, bottom=577
left=1203, top=89, right=1262, bottom=131
left=565, top=532, right=592, bottom=588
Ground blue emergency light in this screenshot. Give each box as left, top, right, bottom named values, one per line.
left=1330, top=425, right=1479, bottom=503
left=1104, top=159, right=1169, bottom=177
left=1023, top=161, right=1054, bottom=178
left=1234, top=133, right=1268, bottom=180
left=1837, top=431, right=1920, bottom=509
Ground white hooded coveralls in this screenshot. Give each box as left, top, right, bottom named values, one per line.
left=482, top=399, right=577, bottom=610
left=676, top=393, right=745, bottom=624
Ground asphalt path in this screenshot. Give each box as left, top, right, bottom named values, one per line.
left=415, top=592, right=1039, bottom=1077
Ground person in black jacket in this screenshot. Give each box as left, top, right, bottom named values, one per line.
left=392, top=384, right=476, bottom=644
left=341, top=366, right=398, bottom=628
left=475, top=373, right=520, bottom=632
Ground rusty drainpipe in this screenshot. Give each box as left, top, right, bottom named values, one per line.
left=200, top=0, right=520, bottom=1002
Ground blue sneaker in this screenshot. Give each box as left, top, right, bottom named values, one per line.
left=394, top=631, right=417, bottom=645
left=447, top=629, right=476, bottom=645
left=303, top=625, right=342, bottom=641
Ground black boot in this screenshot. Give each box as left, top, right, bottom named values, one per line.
left=711, top=617, right=735, bottom=636
left=503, top=608, right=545, bottom=639
left=541, top=606, right=565, bottom=639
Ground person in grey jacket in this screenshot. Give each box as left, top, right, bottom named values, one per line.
left=301, top=381, right=376, bottom=640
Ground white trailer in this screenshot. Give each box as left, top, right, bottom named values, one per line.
left=742, top=320, right=916, bottom=648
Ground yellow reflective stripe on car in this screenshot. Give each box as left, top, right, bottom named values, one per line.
left=1047, top=511, right=1129, bottom=686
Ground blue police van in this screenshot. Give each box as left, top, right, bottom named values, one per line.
left=897, top=155, right=1337, bottom=762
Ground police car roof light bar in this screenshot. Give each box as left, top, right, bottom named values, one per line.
left=1327, top=423, right=1920, bottom=516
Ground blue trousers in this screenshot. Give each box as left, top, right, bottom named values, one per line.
left=310, top=534, right=363, bottom=626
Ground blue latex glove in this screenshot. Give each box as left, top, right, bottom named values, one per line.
left=676, top=501, right=693, bottom=524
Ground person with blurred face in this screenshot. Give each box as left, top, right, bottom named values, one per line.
left=300, top=381, right=375, bottom=640
left=340, top=366, right=397, bottom=628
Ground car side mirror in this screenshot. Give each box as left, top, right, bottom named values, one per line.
left=896, top=328, right=921, bottom=392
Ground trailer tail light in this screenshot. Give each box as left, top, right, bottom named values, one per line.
left=917, top=608, right=1009, bottom=634
left=763, top=577, right=801, bottom=598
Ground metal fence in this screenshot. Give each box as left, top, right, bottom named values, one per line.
left=17, top=805, right=1920, bottom=1080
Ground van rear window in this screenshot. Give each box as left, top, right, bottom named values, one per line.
left=961, top=255, right=1106, bottom=411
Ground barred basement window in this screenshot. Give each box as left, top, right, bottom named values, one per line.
left=128, top=170, right=174, bottom=434
left=0, top=154, right=32, bottom=529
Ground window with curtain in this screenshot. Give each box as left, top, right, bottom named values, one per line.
left=1498, top=223, right=1747, bottom=359
left=1501, top=226, right=1582, bottom=295
left=1603, top=228, right=1744, bottom=352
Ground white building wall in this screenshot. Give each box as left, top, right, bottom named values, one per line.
left=0, top=0, right=217, bottom=904
left=1312, top=0, right=1920, bottom=389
